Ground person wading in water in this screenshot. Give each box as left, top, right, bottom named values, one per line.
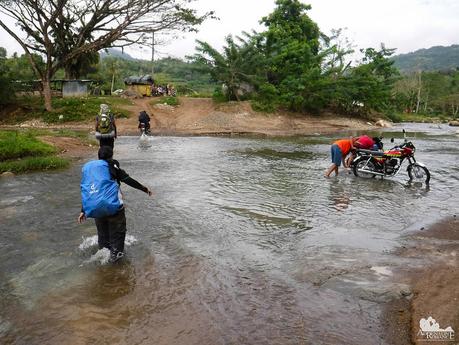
left=78, top=146, right=152, bottom=263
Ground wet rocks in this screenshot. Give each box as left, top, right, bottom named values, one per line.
left=449, top=120, right=459, bottom=126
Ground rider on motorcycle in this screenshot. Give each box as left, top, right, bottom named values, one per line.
left=138, top=110, right=151, bottom=134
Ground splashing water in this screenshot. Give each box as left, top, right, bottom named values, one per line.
left=79, top=235, right=138, bottom=251
left=138, top=133, right=152, bottom=149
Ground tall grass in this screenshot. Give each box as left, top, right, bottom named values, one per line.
left=0, top=131, right=56, bottom=160
left=0, top=156, right=69, bottom=174
left=7, top=96, right=132, bottom=123
left=0, top=130, right=71, bottom=174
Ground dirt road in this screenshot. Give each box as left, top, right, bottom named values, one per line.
left=116, top=97, right=374, bottom=136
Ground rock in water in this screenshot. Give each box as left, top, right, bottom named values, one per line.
left=1, top=172, right=15, bottom=178
left=375, top=119, right=393, bottom=128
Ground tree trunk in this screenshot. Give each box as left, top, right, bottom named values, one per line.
left=111, top=73, right=115, bottom=94
left=42, top=77, right=53, bottom=112
left=415, top=71, right=422, bottom=114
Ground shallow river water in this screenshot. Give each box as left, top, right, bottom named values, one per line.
left=1, top=123, right=458, bottom=345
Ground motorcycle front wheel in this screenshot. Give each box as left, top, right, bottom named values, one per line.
left=353, top=158, right=376, bottom=179
left=408, top=164, right=430, bottom=184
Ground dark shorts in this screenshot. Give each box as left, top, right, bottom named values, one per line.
left=99, top=137, right=114, bottom=149
left=95, top=208, right=126, bottom=254
left=331, top=144, right=342, bottom=166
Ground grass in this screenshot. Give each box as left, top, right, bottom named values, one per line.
left=0, top=130, right=57, bottom=160
left=0, top=129, right=73, bottom=174
left=2, top=96, right=132, bottom=124
left=388, top=112, right=455, bottom=123
left=0, top=156, right=69, bottom=174
left=24, top=128, right=97, bottom=146
left=151, top=96, right=180, bottom=107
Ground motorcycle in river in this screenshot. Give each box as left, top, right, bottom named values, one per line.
left=352, top=130, right=430, bottom=183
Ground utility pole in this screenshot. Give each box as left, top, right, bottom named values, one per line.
left=151, top=31, right=155, bottom=79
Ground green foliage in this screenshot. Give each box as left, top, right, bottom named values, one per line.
left=0, top=156, right=69, bottom=174
left=392, top=45, right=459, bottom=73
left=192, top=35, right=263, bottom=101
left=212, top=88, right=229, bottom=103
left=385, top=112, right=403, bottom=123
left=251, top=83, right=279, bottom=112
left=64, top=52, right=99, bottom=79
left=0, top=129, right=72, bottom=174
left=334, top=46, right=399, bottom=114
left=189, top=0, right=400, bottom=116
left=392, top=69, right=459, bottom=117
left=14, top=96, right=132, bottom=123
left=0, top=131, right=56, bottom=160
left=89, top=54, right=215, bottom=95
left=0, top=49, right=13, bottom=105
left=155, top=96, right=180, bottom=106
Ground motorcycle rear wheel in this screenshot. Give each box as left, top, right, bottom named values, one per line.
left=408, top=164, right=430, bottom=184
left=353, top=158, right=377, bottom=179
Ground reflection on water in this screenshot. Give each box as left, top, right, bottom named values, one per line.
left=0, top=123, right=458, bottom=344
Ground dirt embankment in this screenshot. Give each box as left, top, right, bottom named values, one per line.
left=115, top=97, right=375, bottom=136
left=384, top=217, right=459, bottom=345
left=1, top=97, right=377, bottom=158
left=38, top=136, right=96, bottom=160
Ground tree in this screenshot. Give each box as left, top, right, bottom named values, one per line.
left=341, top=46, right=399, bottom=113
left=258, top=0, right=327, bottom=111
left=0, top=0, right=212, bottom=110
left=192, top=35, right=264, bottom=100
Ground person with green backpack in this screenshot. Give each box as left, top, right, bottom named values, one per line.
left=95, top=104, right=117, bottom=148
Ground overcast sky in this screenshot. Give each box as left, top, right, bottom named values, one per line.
left=1, top=0, right=458, bottom=60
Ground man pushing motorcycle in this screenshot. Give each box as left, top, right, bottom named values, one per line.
left=325, top=137, right=358, bottom=177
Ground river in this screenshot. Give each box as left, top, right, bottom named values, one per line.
left=1, top=123, right=458, bottom=345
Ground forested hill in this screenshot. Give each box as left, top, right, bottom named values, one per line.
left=392, top=44, right=459, bottom=73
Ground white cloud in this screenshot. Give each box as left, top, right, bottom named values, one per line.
left=0, top=0, right=458, bottom=59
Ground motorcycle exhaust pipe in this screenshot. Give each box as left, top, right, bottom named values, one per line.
left=357, top=169, right=385, bottom=176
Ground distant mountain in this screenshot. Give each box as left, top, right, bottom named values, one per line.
left=392, top=44, right=459, bottom=73
left=99, top=48, right=136, bottom=61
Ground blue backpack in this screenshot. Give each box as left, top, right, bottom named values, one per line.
left=81, top=160, right=121, bottom=218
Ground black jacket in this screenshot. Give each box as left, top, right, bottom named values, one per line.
left=107, top=159, right=148, bottom=193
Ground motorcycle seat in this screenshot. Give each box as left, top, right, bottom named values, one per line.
left=356, top=149, right=385, bottom=157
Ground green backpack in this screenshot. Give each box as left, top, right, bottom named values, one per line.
left=99, top=114, right=113, bottom=134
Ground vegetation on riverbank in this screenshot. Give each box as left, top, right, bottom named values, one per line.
left=388, top=112, right=454, bottom=123
left=0, top=96, right=132, bottom=125
left=1, top=2, right=458, bottom=124
left=0, top=129, right=84, bottom=174
left=151, top=96, right=180, bottom=107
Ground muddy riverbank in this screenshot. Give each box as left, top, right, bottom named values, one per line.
left=384, top=217, right=459, bottom=345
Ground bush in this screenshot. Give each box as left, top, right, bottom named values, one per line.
left=13, top=96, right=132, bottom=123
left=385, top=112, right=403, bottom=123
left=251, top=83, right=279, bottom=113
left=0, top=156, right=69, bottom=174
left=161, top=96, right=180, bottom=106
left=212, top=88, right=228, bottom=103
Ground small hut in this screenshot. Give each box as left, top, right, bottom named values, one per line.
left=61, top=80, right=92, bottom=97
left=124, top=75, right=154, bottom=97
